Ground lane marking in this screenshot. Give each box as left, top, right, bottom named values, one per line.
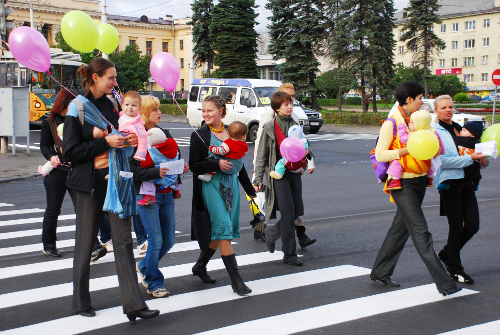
left=438, top=320, right=500, bottom=334
left=0, top=209, right=45, bottom=217
left=0, top=203, right=14, bottom=208
left=0, top=215, right=75, bottom=227
left=196, top=285, right=478, bottom=335
left=2, top=265, right=371, bottom=334
left=0, top=251, right=280, bottom=309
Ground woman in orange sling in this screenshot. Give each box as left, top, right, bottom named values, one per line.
left=369, top=81, right=461, bottom=296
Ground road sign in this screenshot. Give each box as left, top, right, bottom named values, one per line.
left=492, top=69, right=500, bottom=86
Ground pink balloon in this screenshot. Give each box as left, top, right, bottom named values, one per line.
left=150, top=52, right=180, bottom=92
left=8, top=26, right=51, bottom=73
left=281, top=137, right=306, bottom=162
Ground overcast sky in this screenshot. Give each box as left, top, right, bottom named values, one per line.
left=104, top=0, right=410, bottom=32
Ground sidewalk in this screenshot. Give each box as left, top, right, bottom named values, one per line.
left=0, top=114, right=380, bottom=182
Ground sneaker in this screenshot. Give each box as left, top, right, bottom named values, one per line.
left=136, top=262, right=148, bottom=288
left=427, top=177, right=434, bottom=187
left=90, top=246, right=107, bottom=262
left=43, top=248, right=62, bottom=258
left=173, top=189, right=181, bottom=199
left=451, top=270, right=475, bottom=284
left=137, top=240, right=148, bottom=254
left=386, top=178, right=402, bottom=191
left=137, top=195, right=156, bottom=206
left=147, top=287, right=170, bottom=298
left=198, top=174, right=213, bottom=182
left=103, top=240, right=113, bottom=252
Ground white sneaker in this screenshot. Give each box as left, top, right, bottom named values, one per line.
left=137, top=240, right=148, bottom=254
left=198, top=174, right=213, bottom=182
left=147, top=286, right=170, bottom=298
left=103, top=240, right=113, bottom=252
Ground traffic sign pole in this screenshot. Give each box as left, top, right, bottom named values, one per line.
left=490, top=69, right=500, bottom=125
left=493, top=86, right=497, bottom=125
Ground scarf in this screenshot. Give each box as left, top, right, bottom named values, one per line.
left=398, top=105, right=411, bottom=125
left=275, top=113, right=296, bottom=139
left=439, top=120, right=462, bottom=151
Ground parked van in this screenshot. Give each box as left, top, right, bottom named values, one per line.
left=187, top=78, right=310, bottom=142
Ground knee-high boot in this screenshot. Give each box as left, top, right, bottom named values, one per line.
left=192, top=248, right=216, bottom=283
left=296, top=224, right=317, bottom=249
left=222, top=254, right=252, bottom=296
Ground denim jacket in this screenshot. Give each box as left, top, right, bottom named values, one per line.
left=434, top=122, right=473, bottom=185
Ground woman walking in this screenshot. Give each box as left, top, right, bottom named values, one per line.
left=189, top=95, right=256, bottom=295
left=370, top=82, right=461, bottom=296
left=63, top=58, right=159, bottom=323
left=40, top=89, right=77, bottom=257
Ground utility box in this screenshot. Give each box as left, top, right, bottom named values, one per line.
left=0, top=87, right=30, bottom=154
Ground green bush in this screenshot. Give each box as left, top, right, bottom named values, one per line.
left=344, top=97, right=363, bottom=105
left=318, top=99, right=339, bottom=107
left=453, top=93, right=470, bottom=103
left=160, top=98, right=188, bottom=105
left=159, top=104, right=187, bottom=116
left=321, top=110, right=389, bottom=126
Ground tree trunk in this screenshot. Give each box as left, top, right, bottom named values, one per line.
left=361, top=77, right=367, bottom=113
left=338, top=79, right=342, bottom=112
left=372, top=85, right=378, bottom=113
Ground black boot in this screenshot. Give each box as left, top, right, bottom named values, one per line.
left=296, top=225, right=317, bottom=249
left=192, top=248, right=216, bottom=283
left=222, top=254, right=252, bottom=296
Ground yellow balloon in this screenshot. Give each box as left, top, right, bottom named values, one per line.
left=93, top=19, right=102, bottom=27
left=95, top=23, right=120, bottom=54
left=61, top=11, right=99, bottom=53
left=407, top=130, right=440, bottom=160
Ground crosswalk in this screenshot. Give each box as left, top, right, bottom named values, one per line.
left=0, top=201, right=496, bottom=334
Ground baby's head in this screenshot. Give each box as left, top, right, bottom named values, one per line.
left=147, top=128, right=167, bottom=147
left=409, top=110, right=432, bottom=132
left=121, top=91, right=142, bottom=118
left=288, top=125, right=306, bottom=143
left=228, top=121, right=248, bottom=141
left=460, top=121, right=483, bottom=139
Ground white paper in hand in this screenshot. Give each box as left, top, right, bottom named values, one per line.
left=475, top=140, right=497, bottom=158
left=159, top=159, right=185, bottom=175
left=119, top=171, right=133, bottom=179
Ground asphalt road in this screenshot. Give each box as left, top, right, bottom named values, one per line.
left=0, top=122, right=499, bottom=334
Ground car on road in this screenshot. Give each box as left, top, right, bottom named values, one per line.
left=388, top=99, right=486, bottom=127
left=468, top=95, right=482, bottom=102
left=344, top=93, right=361, bottom=98
left=297, top=101, right=323, bottom=134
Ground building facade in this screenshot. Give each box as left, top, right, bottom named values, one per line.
left=3, top=0, right=204, bottom=91
left=394, top=0, right=500, bottom=98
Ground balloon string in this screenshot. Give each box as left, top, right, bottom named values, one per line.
left=172, top=93, right=210, bottom=151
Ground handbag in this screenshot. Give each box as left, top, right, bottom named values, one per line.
left=192, top=206, right=212, bottom=250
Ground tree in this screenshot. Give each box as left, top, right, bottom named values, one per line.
left=267, top=0, right=325, bottom=111
left=54, top=31, right=98, bottom=64
left=189, top=0, right=215, bottom=77
left=428, top=74, right=466, bottom=97
left=209, top=0, right=259, bottom=78
left=108, top=44, right=151, bottom=92
left=400, top=0, right=445, bottom=98
left=316, top=69, right=357, bottom=99
left=394, top=63, right=424, bottom=84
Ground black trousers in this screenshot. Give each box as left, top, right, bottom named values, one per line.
left=439, top=178, right=480, bottom=273
left=42, top=168, right=77, bottom=249
left=72, top=168, right=147, bottom=314
left=371, top=176, right=455, bottom=292
left=265, top=170, right=302, bottom=261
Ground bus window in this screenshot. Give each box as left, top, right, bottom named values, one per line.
left=190, top=86, right=200, bottom=102
left=0, top=64, right=6, bottom=86
left=240, top=88, right=257, bottom=108
left=219, top=87, right=237, bottom=104
left=199, top=86, right=218, bottom=102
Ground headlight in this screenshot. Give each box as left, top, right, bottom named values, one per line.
left=303, top=120, right=309, bottom=126
left=34, top=102, right=41, bottom=108
left=319, top=113, right=323, bottom=118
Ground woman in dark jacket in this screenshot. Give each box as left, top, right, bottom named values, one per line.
left=40, top=89, right=77, bottom=257
left=189, top=95, right=256, bottom=295
left=62, top=58, right=158, bottom=323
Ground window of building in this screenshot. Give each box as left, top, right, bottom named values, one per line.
left=452, top=41, right=458, bottom=50
left=260, top=67, right=266, bottom=79
left=129, top=39, right=136, bottom=46
left=412, top=61, right=419, bottom=68
left=399, top=30, right=404, bottom=37
left=439, top=59, right=445, bottom=68
left=439, top=45, right=445, bottom=51
left=398, top=46, right=404, bottom=54
left=498, top=54, right=500, bottom=64
left=162, top=42, right=168, bottom=53
left=428, top=60, right=434, bottom=68
left=484, top=19, right=490, bottom=28
left=398, top=62, right=404, bottom=66
left=482, top=55, right=489, bottom=65
left=465, top=21, right=475, bottom=30
left=452, top=58, right=457, bottom=67
left=41, top=25, right=50, bottom=41
left=180, top=40, right=184, bottom=50
left=180, top=58, right=184, bottom=68
left=482, top=73, right=488, bottom=82
left=452, top=23, right=458, bottom=32
left=180, top=79, right=184, bottom=90
left=440, top=24, right=446, bottom=33
left=483, top=37, right=490, bottom=47
left=146, top=41, right=152, bottom=56
left=208, top=61, right=213, bottom=69
left=464, top=57, right=474, bottom=66
left=465, top=74, right=474, bottom=83
left=464, top=39, right=475, bottom=49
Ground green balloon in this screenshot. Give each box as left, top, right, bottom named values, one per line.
left=61, top=11, right=98, bottom=53
left=96, top=23, right=120, bottom=55
left=481, top=123, right=500, bottom=156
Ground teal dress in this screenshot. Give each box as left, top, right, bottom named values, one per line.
left=202, top=134, right=241, bottom=240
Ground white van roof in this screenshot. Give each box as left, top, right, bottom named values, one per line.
left=191, top=78, right=282, bottom=87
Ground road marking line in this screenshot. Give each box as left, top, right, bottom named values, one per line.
left=0, top=208, right=45, bottom=217
left=7, top=144, right=40, bottom=151
left=0, top=214, right=75, bottom=227
left=0, top=203, right=14, bottom=208
left=195, top=285, right=478, bottom=335
left=438, top=320, right=500, bottom=334
left=2, top=265, right=371, bottom=334
left=0, top=251, right=280, bottom=310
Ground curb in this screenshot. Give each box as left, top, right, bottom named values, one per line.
left=0, top=173, right=42, bottom=184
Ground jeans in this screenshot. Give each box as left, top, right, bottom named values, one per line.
left=133, top=213, right=148, bottom=246
left=42, top=168, right=77, bottom=249
left=99, top=213, right=111, bottom=245
left=137, top=192, right=176, bottom=291
left=371, top=176, right=455, bottom=292
left=439, top=178, right=480, bottom=273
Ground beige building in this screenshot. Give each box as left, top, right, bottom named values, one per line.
left=394, top=0, right=500, bottom=98
left=4, top=0, right=205, bottom=91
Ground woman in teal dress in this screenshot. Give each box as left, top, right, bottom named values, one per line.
left=189, top=95, right=256, bottom=296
